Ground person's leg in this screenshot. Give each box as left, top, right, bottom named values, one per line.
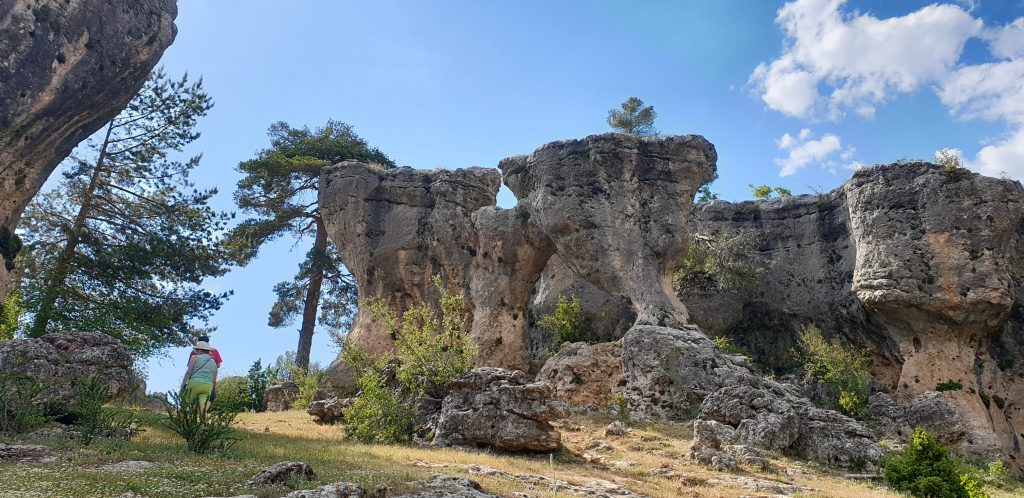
left=193, top=382, right=212, bottom=414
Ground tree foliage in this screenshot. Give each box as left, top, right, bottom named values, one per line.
left=538, top=294, right=587, bottom=344
left=749, top=184, right=792, bottom=200
left=17, top=68, right=232, bottom=358
left=228, top=120, right=394, bottom=370
left=882, top=428, right=983, bottom=498
left=0, top=289, right=23, bottom=341
left=607, top=97, right=658, bottom=136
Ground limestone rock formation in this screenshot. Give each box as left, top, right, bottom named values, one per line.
left=320, top=133, right=717, bottom=390
left=0, top=331, right=134, bottom=407
left=535, top=340, right=624, bottom=409
left=283, top=482, right=365, bottom=498
left=307, top=396, right=353, bottom=424
left=694, top=384, right=884, bottom=468
left=431, top=367, right=569, bottom=452
left=684, top=162, right=1024, bottom=470
left=0, top=0, right=177, bottom=300
left=621, top=324, right=756, bottom=420
left=265, top=381, right=299, bottom=412
left=246, top=461, right=316, bottom=487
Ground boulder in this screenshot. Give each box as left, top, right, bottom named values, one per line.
left=432, top=368, right=569, bottom=452
left=393, top=475, right=499, bottom=498
left=284, top=482, right=365, bottom=498
left=307, top=397, right=353, bottom=424
left=0, top=331, right=134, bottom=408
left=265, top=382, right=300, bottom=412
left=621, top=324, right=757, bottom=420
left=694, top=384, right=883, bottom=468
left=0, top=443, right=56, bottom=463
left=247, top=461, right=316, bottom=487
left=0, top=0, right=176, bottom=300
left=536, top=341, right=624, bottom=409
left=866, top=391, right=968, bottom=445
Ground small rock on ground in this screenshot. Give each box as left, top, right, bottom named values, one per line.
left=284, top=482, right=365, bottom=498
left=247, top=461, right=316, bottom=486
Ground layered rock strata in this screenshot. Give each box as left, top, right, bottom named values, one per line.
left=0, top=0, right=177, bottom=300
left=320, top=133, right=717, bottom=389
left=684, top=163, right=1024, bottom=471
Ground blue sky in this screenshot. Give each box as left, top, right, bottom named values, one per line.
left=74, top=0, right=1022, bottom=393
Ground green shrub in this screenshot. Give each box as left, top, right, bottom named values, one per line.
left=936, top=380, right=963, bottom=392
left=246, top=359, right=270, bottom=412
left=712, top=336, right=750, bottom=356
left=798, top=325, right=870, bottom=417
left=367, top=275, right=477, bottom=396
left=0, top=226, right=22, bottom=271
left=537, top=294, right=586, bottom=345
left=70, top=377, right=141, bottom=446
left=287, top=364, right=325, bottom=410
left=674, top=229, right=767, bottom=292
left=342, top=370, right=412, bottom=444
left=749, top=184, right=792, bottom=200
left=936, top=149, right=971, bottom=182
left=162, top=392, right=240, bottom=454
left=212, top=376, right=251, bottom=413
left=0, top=371, right=51, bottom=434
left=882, top=428, right=980, bottom=498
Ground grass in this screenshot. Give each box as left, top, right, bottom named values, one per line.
left=0, top=409, right=965, bottom=498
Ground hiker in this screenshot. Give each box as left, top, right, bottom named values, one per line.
left=180, top=340, right=219, bottom=413
left=187, top=334, right=222, bottom=403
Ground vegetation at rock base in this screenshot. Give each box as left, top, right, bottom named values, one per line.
left=711, top=336, right=751, bottom=357
left=342, top=276, right=476, bottom=442
left=607, top=97, right=658, bottom=136
left=162, top=391, right=240, bottom=454
left=211, top=376, right=252, bottom=413
left=749, top=184, right=792, bottom=200
left=69, top=377, right=141, bottom=446
left=674, top=229, right=768, bottom=293
left=882, top=428, right=989, bottom=498
left=798, top=324, right=871, bottom=417
left=936, top=380, right=964, bottom=392
left=16, top=68, right=233, bottom=358
left=538, top=294, right=587, bottom=345
left=287, top=363, right=326, bottom=411
left=227, top=120, right=394, bottom=372
left=0, top=370, right=51, bottom=434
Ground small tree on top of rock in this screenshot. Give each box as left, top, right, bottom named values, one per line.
left=749, top=184, right=792, bottom=200
left=607, top=97, right=658, bottom=137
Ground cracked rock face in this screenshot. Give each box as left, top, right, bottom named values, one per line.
left=0, top=0, right=177, bottom=301
left=684, top=162, right=1024, bottom=471
left=320, top=134, right=717, bottom=390
left=430, top=367, right=569, bottom=452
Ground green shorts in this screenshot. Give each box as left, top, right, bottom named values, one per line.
left=184, top=380, right=213, bottom=406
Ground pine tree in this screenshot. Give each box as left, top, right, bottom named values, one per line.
left=229, top=120, right=394, bottom=370
left=18, top=68, right=233, bottom=357
left=607, top=97, right=658, bottom=136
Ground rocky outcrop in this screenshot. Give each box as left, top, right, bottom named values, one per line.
left=265, top=381, right=299, bottom=412
left=307, top=396, right=353, bottom=424
left=284, top=482, right=365, bottom=498
left=246, top=461, right=316, bottom=487
left=693, top=384, right=883, bottom=469
left=683, top=163, right=1024, bottom=471
left=0, top=331, right=134, bottom=408
left=535, top=341, right=624, bottom=409
left=0, top=0, right=177, bottom=300
left=431, top=367, right=569, bottom=452
left=621, top=324, right=756, bottom=420
left=320, top=133, right=716, bottom=389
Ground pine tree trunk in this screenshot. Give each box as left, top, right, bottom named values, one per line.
left=29, top=122, right=113, bottom=337
left=295, top=215, right=327, bottom=371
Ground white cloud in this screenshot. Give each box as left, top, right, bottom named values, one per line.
left=939, top=59, right=1024, bottom=124
left=774, top=129, right=856, bottom=176
left=749, top=0, right=981, bottom=120
left=988, top=17, right=1024, bottom=59
left=965, top=128, right=1024, bottom=179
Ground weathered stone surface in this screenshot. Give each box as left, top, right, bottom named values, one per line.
left=536, top=341, right=624, bottom=409
left=684, top=162, right=1024, bottom=471
left=431, top=367, right=569, bottom=452
left=694, top=384, right=883, bottom=468
left=284, top=482, right=365, bottom=498
left=621, top=324, right=756, bottom=420
left=0, top=331, right=134, bottom=407
left=0, top=443, right=56, bottom=463
left=0, top=0, right=177, bottom=300
left=393, top=475, right=498, bottom=498
left=866, top=391, right=967, bottom=444
left=246, top=461, right=316, bottom=487
left=265, top=381, right=299, bottom=412
left=321, top=133, right=717, bottom=390
left=306, top=396, right=353, bottom=424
